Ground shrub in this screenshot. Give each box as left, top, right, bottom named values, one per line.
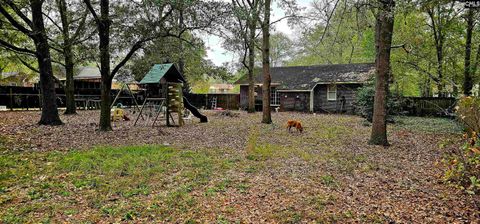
left=442, top=96, right=480, bottom=195
left=456, top=96, right=480, bottom=134
left=353, top=81, right=404, bottom=122
left=442, top=132, right=480, bottom=194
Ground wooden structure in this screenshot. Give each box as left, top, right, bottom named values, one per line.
left=111, top=82, right=142, bottom=112
left=166, top=83, right=184, bottom=126
left=134, top=64, right=188, bottom=127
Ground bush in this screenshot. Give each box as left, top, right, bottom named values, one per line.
left=353, top=82, right=404, bottom=122
left=442, top=132, right=480, bottom=195
left=456, top=96, right=480, bottom=134
left=442, top=96, right=480, bottom=195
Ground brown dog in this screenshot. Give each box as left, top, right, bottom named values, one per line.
left=286, top=120, right=303, bottom=133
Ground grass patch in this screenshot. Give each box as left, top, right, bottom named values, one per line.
left=393, top=116, right=463, bottom=134
left=320, top=175, right=337, bottom=187
left=0, top=145, right=231, bottom=222
left=309, top=194, right=336, bottom=211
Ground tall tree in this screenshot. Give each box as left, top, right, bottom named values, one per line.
left=261, top=0, right=272, bottom=124
left=424, top=2, right=461, bottom=96
left=83, top=0, right=113, bottom=131
left=369, top=0, right=395, bottom=146
left=84, top=0, right=226, bottom=131
left=0, top=0, right=62, bottom=125
left=229, top=0, right=260, bottom=113
left=52, top=0, right=90, bottom=114
left=463, top=8, right=475, bottom=96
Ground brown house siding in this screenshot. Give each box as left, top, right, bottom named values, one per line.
left=240, top=85, right=248, bottom=108
left=313, top=84, right=361, bottom=113
left=241, top=83, right=362, bottom=113
left=279, top=92, right=310, bottom=111
left=239, top=85, right=263, bottom=110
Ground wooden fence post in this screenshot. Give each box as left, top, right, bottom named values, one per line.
left=9, top=87, right=13, bottom=111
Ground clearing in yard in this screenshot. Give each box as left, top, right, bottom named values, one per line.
left=0, top=111, right=478, bottom=222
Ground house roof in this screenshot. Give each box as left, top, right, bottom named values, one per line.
left=235, top=63, right=375, bottom=90
left=75, top=66, right=101, bottom=80
left=139, top=63, right=186, bottom=84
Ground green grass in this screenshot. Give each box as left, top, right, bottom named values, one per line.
left=393, top=116, right=463, bottom=134
left=0, top=145, right=232, bottom=222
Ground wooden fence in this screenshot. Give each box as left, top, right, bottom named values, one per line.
left=186, top=93, right=240, bottom=110
left=0, top=86, right=138, bottom=110
left=1, top=86, right=456, bottom=116
left=402, top=97, right=457, bottom=116
left=0, top=86, right=241, bottom=111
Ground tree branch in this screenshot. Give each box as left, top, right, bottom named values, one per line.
left=391, top=44, right=410, bottom=53
left=110, top=42, right=144, bottom=79
left=15, top=53, right=39, bottom=73
left=42, top=11, right=63, bottom=32
left=0, top=4, right=33, bottom=36
left=4, top=0, right=33, bottom=28
left=0, top=39, right=36, bottom=56
left=83, top=0, right=100, bottom=25
left=400, top=60, right=440, bottom=83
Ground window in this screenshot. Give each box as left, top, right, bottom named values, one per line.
left=270, top=87, right=280, bottom=106
left=327, top=84, right=337, bottom=101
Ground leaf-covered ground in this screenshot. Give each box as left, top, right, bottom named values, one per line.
left=0, top=110, right=478, bottom=223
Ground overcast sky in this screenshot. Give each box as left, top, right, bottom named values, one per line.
left=203, top=0, right=314, bottom=66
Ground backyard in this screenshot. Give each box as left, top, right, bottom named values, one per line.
left=0, top=111, right=478, bottom=222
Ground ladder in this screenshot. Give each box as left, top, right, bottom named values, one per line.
left=211, top=97, right=217, bottom=109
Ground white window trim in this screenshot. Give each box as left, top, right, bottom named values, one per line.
left=327, top=84, right=337, bottom=101
left=270, top=87, right=280, bottom=106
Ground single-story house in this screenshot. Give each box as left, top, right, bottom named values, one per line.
left=209, top=84, right=235, bottom=93
left=235, top=63, right=375, bottom=113
left=55, top=66, right=138, bottom=91
left=0, top=72, right=38, bottom=87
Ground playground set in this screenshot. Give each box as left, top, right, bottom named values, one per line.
left=110, top=63, right=207, bottom=127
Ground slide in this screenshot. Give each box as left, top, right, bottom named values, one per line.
left=183, top=97, right=208, bottom=123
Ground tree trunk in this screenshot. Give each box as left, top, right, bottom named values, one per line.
left=31, top=0, right=63, bottom=125
left=99, top=76, right=112, bottom=131
left=463, top=8, right=474, bottom=96
left=435, top=45, right=445, bottom=96
left=247, top=16, right=256, bottom=113
left=64, top=53, right=76, bottom=114
left=369, top=0, right=395, bottom=146
left=261, top=0, right=272, bottom=124
left=472, top=44, right=480, bottom=94
left=428, top=8, right=446, bottom=97
left=98, top=0, right=112, bottom=131
left=177, top=8, right=190, bottom=93
left=57, top=0, right=76, bottom=114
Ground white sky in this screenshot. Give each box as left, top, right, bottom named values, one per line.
left=203, top=0, right=313, bottom=66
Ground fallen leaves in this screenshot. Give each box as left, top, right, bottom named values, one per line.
left=0, top=111, right=478, bottom=222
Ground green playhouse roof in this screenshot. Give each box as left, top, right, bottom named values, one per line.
left=139, top=63, right=185, bottom=84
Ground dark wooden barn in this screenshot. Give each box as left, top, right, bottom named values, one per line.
left=235, top=63, right=375, bottom=113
